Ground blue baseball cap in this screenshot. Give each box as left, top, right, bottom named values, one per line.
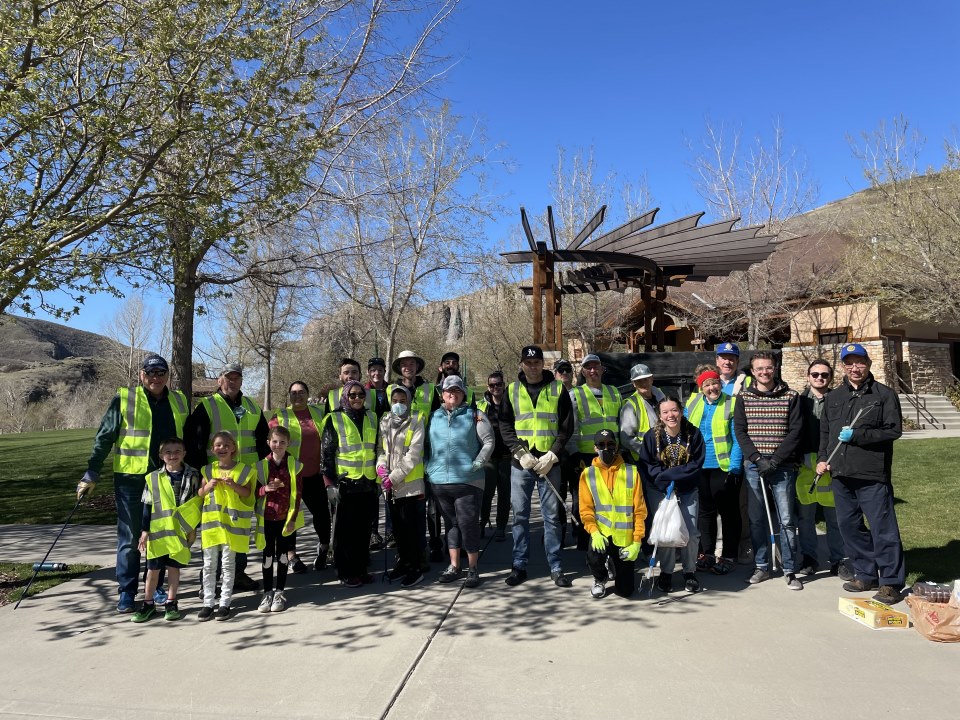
left=840, top=343, right=869, bottom=360
left=715, top=342, right=740, bottom=357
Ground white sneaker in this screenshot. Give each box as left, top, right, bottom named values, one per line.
left=258, top=592, right=273, bottom=613
left=271, top=591, right=287, bottom=612
left=591, top=579, right=606, bottom=599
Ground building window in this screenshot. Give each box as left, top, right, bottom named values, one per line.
left=819, top=331, right=848, bottom=345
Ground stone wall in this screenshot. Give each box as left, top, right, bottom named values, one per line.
left=902, top=341, right=952, bottom=393
left=780, top=339, right=896, bottom=392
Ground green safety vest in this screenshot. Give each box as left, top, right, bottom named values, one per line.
left=387, top=382, right=435, bottom=421
left=381, top=411, right=425, bottom=484
left=202, top=394, right=263, bottom=466
left=571, top=384, right=622, bottom=453
left=796, top=453, right=835, bottom=507
left=584, top=463, right=637, bottom=547
left=144, top=468, right=194, bottom=564
left=253, top=455, right=305, bottom=550
left=476, top=398, right=490, bottom=414
left=199, top=461, right=256, bottom=552
left=509, top=380, right=564, bottom=452
left=273, top=405, right=325, bottom=459
left=330, top=409, right=377, bottom=480
left=685, top=393, right=736, bottom=472
left=115, top=386, right=188, bottom=475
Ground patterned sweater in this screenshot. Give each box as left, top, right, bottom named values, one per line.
left=733, top=382, right=803, bottom=469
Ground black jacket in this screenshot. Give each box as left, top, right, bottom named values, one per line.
left=638, top=419, right=706, bottom=493
left=818, top=373, right=901, bottom=482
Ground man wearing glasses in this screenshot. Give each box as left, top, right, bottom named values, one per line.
left=817, top=344, right=904, bottom=605
left=79, top=354, right=190, bottom=613
left=477, top=371, right=511, bottom=541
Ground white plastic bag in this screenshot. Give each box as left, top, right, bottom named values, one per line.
left=648, top=490, right=689, bottom=548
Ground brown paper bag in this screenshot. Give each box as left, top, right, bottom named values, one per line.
left=906, top=595, right=960, bottom=642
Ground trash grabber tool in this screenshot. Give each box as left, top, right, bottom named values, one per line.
left=381, top=488, right=391, bottom=584
left=539, top=469, right=579, bottom=528
left=15, top=497, right=81, bottom=609
left=808, top=404, right=876, bottom=494
left=758, top=475, right=779, bottom=573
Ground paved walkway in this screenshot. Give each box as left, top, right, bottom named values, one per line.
left=1, top=501, right=958, bottom=720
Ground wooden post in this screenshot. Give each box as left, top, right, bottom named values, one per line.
left=532, top=246, right=545, bottom=346
left=642, top=279, right=653, bottom=351
left=543, top=244, right=557, bottom=350
left=655, top=271, right=666, bottom=352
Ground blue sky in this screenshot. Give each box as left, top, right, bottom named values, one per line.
left=33, top=0, right=960, bottom=337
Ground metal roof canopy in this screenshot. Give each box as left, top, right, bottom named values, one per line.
left=502, top=205, right=779, bottom=352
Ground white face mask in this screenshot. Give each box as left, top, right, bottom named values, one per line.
left=391, top=402, right=408, bottom=417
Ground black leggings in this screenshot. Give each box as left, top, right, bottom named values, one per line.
left=262, top=520, right=294, bottom=592
left=698, top=468, right=742, bottom=559
left=295, top=474, right=331, bottom=547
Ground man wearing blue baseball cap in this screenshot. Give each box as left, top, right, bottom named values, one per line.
left=715, top=342, right=751, bottom=396
left=817, top=343, right=905, bottom=604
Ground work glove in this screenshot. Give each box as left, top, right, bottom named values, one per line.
left=326, top=485, right=340, bottom=508
left=381, top=476, right=393, bottom=492
left=376, top=465, right=390, bottom=479
left=77, top=471, right=98, bottom=501
left=838, top=426, right=853, bottom=443
left=590, top=531, right=608, bottom=554
left=620, top=541, right=641, bottom=562
left=517, top=452, right=538, bottom=470
left=533, top=450, right=558, bottom=476
left=725, top=471, right=741, bottom=488
left=470, top=460, right=484, bottom=473
left=755, top=458, right=775, bottom=477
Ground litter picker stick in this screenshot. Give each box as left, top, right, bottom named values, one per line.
left=539, top=471, right=579, bottom=527
left=808, top=404, right=875, bottom=494
left=759, top=475, right=779, bottom=573
left=15, top=497, right=81, bottom=609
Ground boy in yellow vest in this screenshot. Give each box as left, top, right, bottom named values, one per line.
left=579, top=429, right=648, bottom=599
left=132, top=437, right=201, bottom=622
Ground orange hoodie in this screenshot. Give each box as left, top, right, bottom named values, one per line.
left=578, top=455, right=648, bottom=545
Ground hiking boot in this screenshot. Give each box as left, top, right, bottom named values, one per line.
left=836, top=562, right=854, bottom=581
left=290, top=557, right=308, bottom=574
left=258, top=592, right=274, bottom=613
left=370, top=532, right=384, bottom=550
left=873, top=585, right=902, bottom=605
left=400, top=571, right=424, bottom=588
left=591, top=579, right=606, bottom=599
left=464, top=568, right=480, bottom=588
left=504, top=567, right=527, bottom=587
left=551, top=570, right=571, bottom=588
left=798, top=555, right=818, bottom=576
left=493, top=527, right=506, bottom=542
left=785, top=573, right=804, bottom=591
left=683, top=573, right=700, bottom=593
left=215, top=605, right=231, bottom=621
left=747, top=568, right=771, bottom=585
left=131, top=603, right=157, bottom=623
left=163, top=600, right=181, bottom=621
left=197, top=606, right=215, bottom=622
left=843, top=578, right=879, bottom=593
left=270, top=591, right=287, bottom=612
left=153, top=587, right=168, bottom=606
left=438, top=564, right=461, bottom=583
left=657, top=573, right=673, bottom=593
left=117, top=591, right=136, bottom=614
left=234, top=572, right=259, bottom=593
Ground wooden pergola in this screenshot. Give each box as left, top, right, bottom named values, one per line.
left=501, top=206, right=780, bottom=352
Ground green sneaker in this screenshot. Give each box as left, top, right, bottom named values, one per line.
left=131, top=603, right=157, bottom=623
left=164, top=600, right=182, bottom=621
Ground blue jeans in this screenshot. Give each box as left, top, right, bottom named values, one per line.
left=797, top=502, right=844, bottom=565
left=115, top=474, right=146, bottom=597
left=744, top=465, right=798, bottom=573
left=646, top=484, right=700, bottom=575
left=510, top=464, right=563, bottom=573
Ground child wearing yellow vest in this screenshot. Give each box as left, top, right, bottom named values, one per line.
left=197, top=431, right=254, bottom=621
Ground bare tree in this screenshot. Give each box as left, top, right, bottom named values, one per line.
left=100, top=294, right=157, bottom=386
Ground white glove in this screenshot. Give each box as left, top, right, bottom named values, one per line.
left=518, top=452, right=538, bottom=470
left=77, top=471, right=98, bottom=501
left=470, top=460, right=484, bottom=472
left=326, top=485, right=340, bottom=508
left=533, top=451, right=558, bottom=476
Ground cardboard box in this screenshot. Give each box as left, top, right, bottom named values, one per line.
left=839, top=597, right=911, bottom=630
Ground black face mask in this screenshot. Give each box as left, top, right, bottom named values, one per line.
left=599, top=448, right=617, bottom=465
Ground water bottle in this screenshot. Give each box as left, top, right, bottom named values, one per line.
left=32, top=562, right=68, bottom=571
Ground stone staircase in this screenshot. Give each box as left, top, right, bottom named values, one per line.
left=899, top=393, right=960, bottom=430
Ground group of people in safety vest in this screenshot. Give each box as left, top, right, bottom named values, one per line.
left=80, top=337, right=906, bottom=620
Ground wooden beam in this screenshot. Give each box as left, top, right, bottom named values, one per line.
left=642, top=281, right=652, bottom=352
left=655, top=270, right=666, bottom=352
left=544, top=246, right=557, bottom=350
left=520, top=207, right=537, bottom=253
left=547, top=206, right=558, bottom=251
left=567, top=205, right=607, bottom=250
left=532, top=244, right=545, bottom=345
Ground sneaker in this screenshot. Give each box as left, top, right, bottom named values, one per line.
left=438, top=564, right=461, bottom=583
left=798, top=555, right=818, bottom=576
left=258, top=592, right=274, bottom=613
left=591, top=579, right=606, bottom=599
left=873, top=585, right=902, bottom=605
left=215, top=605, right=231, bottom=621
left=785, top=573, right=804, bottom=591
left=131, top=603, right=157, bottom=623
left=696, top=553, right=713, bottom=572
left=712, top=558, right=734, bottom=575
left=270, top=591, right=287, bottom=612
left=836, top=562, right=854, bottom=581
left=234, top=572, right=259, bottom=593
left=464, top=568, right=480, bottom=588
left=551, top=570, right=572, bottom=588
left=117, top=591, right=136, bottom=614
left=163, top=600, right=181, bottom=621
left=197, top=606, right=215, bottom=622
left=340, top=577, right=362, bottom=588
left=504, top=567, right=528, bottom=587
left=370, top=532, right=384, bottom=550
left=747, top=568, right=771, bottom=584
left=384, top=533, right=396, bottom=548
left=290, top=557, right=308, bottom=574
left=683, top=573, right=700, bottom=593
left=387, top=566, right=407, bottom=582
left=493, top=527, right=506, bottom=542
left=400, top=572, right=424, bottom=588
left=657, top=573, right=673, bottom=593
left=843, top=578, right=879, bottom=593
left=153, top=587, right=168, bottom=605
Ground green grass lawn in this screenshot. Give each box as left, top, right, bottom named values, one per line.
left=0, top=562, right=100, bottom=606
left=0, top=428, right=957, bottom=586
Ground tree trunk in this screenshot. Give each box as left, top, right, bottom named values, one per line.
left=169, top=220, right=199, bottom=400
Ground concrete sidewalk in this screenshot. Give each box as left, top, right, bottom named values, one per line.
left=1, top=510, right=958, bottom=719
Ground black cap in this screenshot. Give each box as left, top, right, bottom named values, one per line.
left=367, top=357, right=386, bottom=369
left=594, top=429, right=617, bottom=445
left=142, top=354, right=169, bottom=372
left=520, top=345, right=544, bottom=361
left=554, top=358, right=573, bottom=372
left=440, top=351, right=460, bottom=364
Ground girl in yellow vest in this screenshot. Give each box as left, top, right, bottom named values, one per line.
left=255, top=426, right=304, bottom=614
left=197, top=431, right=254, bottom=621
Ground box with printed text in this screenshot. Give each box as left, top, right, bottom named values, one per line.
left=839, top=597, right=911, bottom=630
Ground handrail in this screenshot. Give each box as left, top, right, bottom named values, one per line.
left=894, top=371, right=942, bottom=429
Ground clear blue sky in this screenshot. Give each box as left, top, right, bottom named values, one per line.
left=35, top=0, right=960, bottom=336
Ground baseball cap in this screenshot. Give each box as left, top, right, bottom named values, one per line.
left=441, top=375, right=467, bottom=394
left=581, top=354, right=602, bottom=366
left=220, top=363, right=243, bottom=376
left=840, top=343, right=869, bottom=360
left=520, top=345, right=544, bottom=361
left=630, top=363, right=653, bottom=381
left=715, top=342, right=740, bottom=357
left=142, top=355, right=168, bottom=373
left=594, top=429, right=617, bottom=445
left=440, top=351, right=460, bottom=364
left=554, top=358, right=573, bottom=373
left=367, top=357, right=386, bottom=369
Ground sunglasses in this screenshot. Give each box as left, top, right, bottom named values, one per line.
left=144, top=370, right=167, bottom=378
left=596, top=443, right=617, bottom=451
left=809, top=372, right=831, bottom=379
left=488, top=382, right=504, bottom=388
left=347, top=392, right=366, bottom=399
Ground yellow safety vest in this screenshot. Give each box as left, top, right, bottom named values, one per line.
left=571, top=384, right=622, bottom=453
left=115, top=386, right=188, bottom=475
left=509, top=380, right=564, bottom=452
left=273, top=405, right=325, bottom=459
left=796, top=452, right=835, bottom=507
left=584, top=463, right=637, bottom=547
left=253, top=455, right=305, bottom=550
left=381, top=411, right=425, bottom=484
left=623, top=390, right=660, bottom=440
left=685, top=393, right=736, bottom=472
left=330, top=409, right=377, bottom=480
left=199, top=462, right=255, bottom=552
left=144, top=469, right=193, bottom=564
left=202, top=394, right=263, bottom=466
